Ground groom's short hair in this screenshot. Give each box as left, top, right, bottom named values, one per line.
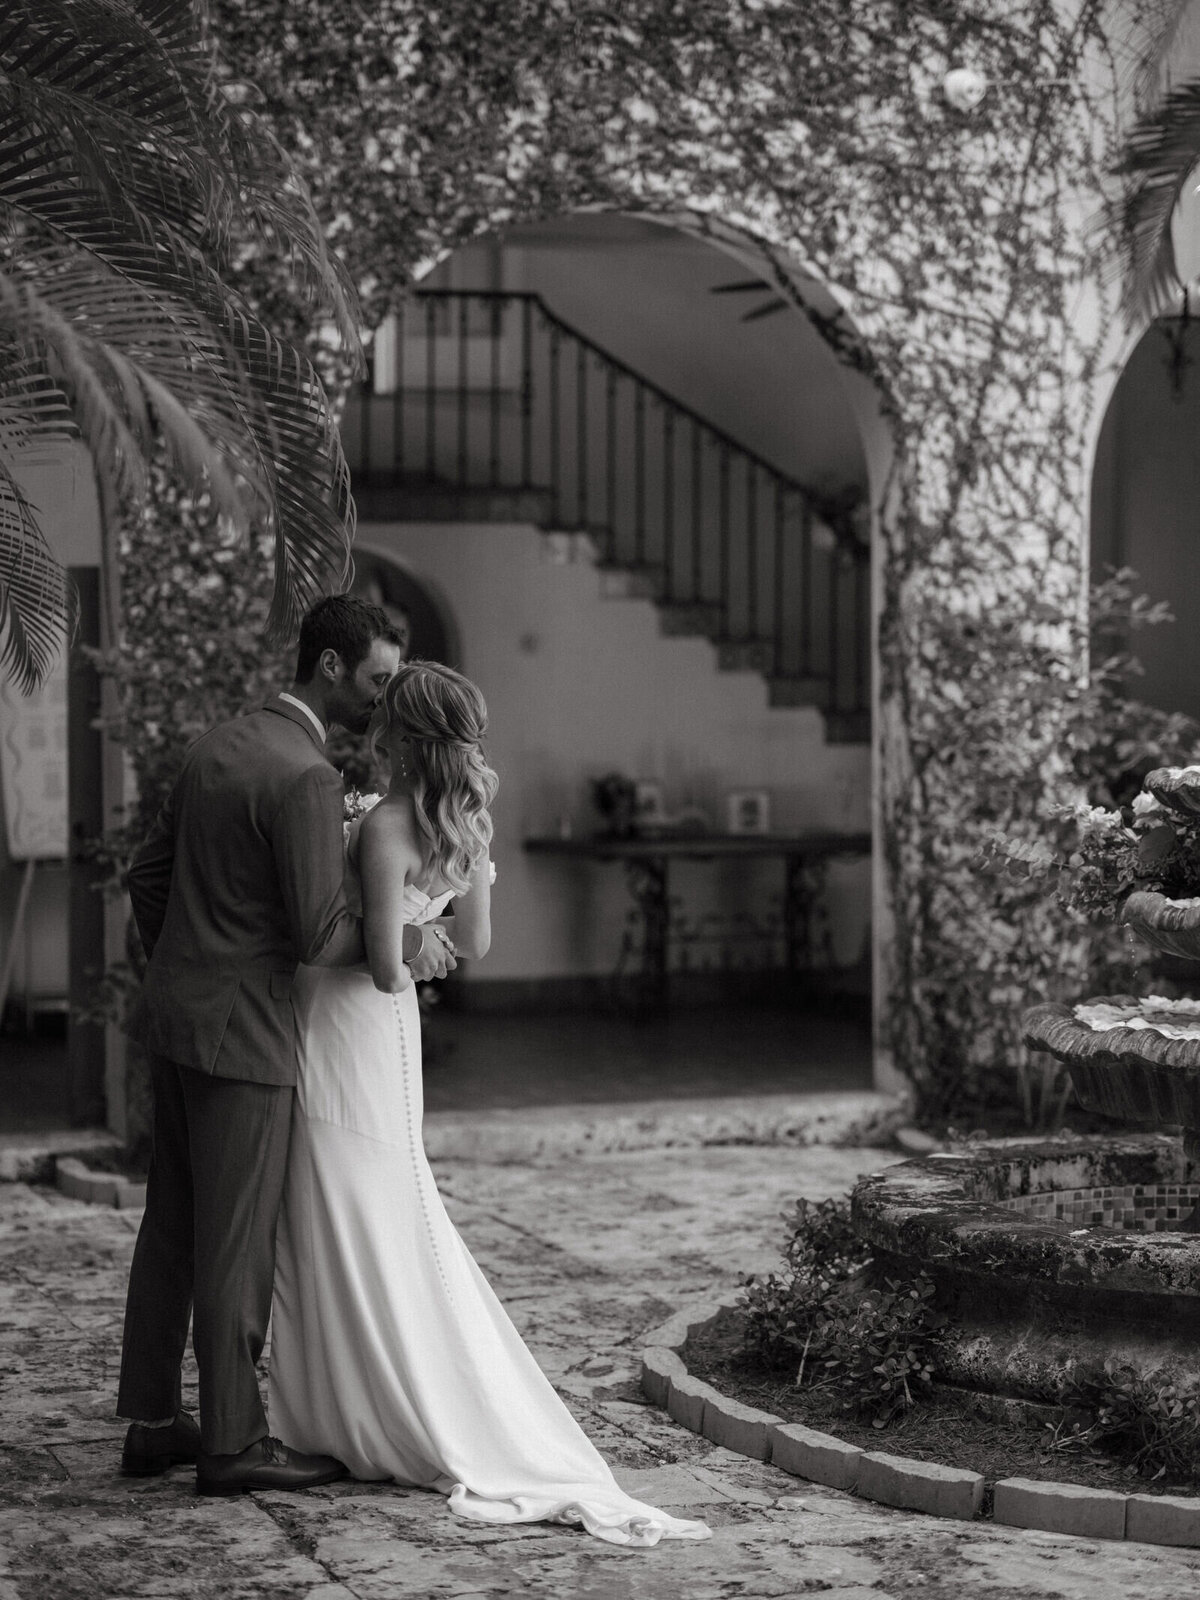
left=294, top=593, right=401, bottom=682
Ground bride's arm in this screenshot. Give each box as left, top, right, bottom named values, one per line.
left=358, top=805, right=425, bottom=993
left=434, top=856, right=491, bottom=961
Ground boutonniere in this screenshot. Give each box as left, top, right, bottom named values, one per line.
left=343, top=788, right=383, bottom=842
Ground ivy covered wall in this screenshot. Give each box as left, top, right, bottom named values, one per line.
left=110, top=0, right=1190, bottom=1117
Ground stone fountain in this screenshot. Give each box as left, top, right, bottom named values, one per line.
left=1023, top=766, right=1200, bottom=1221
left=852, top=768, right=1200, bottom=1415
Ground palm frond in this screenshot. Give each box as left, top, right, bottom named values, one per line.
left=0, top=0, right=362, bottom=684
left=0, top=2, right=214, bottom=140
left=0, top=0, right=359, bottom=351
left=1119, top=77, right=1200, bottom=323
left=0, top=337, right=75, bottom=457
left=1, top=76, right=225, bottom=246
left=0, top=244, right=354, bottom=630
left=227, top=128, right=362, bottom=361
left=0, top=457, right=74, bottom=692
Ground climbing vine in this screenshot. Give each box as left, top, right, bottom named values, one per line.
left=110, top=0, right=1188, bottom=1118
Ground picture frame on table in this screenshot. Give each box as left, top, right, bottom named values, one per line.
left=634, top=780, right=667, bottom=832
left=726, top=789, right=771, bottom=836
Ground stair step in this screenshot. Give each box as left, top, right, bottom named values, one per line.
left=767, top=676, right=831, bottom=710
left=353, top=477, right=554, bottom=525
left=348, top=474, right=867, bottom=744
left=823, top=711, right=872, bottom=745
left=593, top=560, right=666, bottom=600
left=717, top=639, right=776, bottom=674
left=657, top=601, right=725, bottom=638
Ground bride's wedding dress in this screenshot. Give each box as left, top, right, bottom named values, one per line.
left=268, top=848, right=710, bottom=1547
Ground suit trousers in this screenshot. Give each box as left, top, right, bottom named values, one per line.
left=116, top=1054, right=293, bottom=1455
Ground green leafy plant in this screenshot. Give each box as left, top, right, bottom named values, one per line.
left=590, top=772, right=637, bottom=839
left=197, top=0, right=1199, bottom=1139
left=740, top=1197, right=946, bottom=1426
left=1066, top=1359, right=1200, bottom=1483
left=981, top=791, right=1200, bottom=924
left=817, top=1276, right=947, bottom=1426
left=740, top=1197, right=868, bottom=1367
left=895, top=570, right=1200, bottom=1125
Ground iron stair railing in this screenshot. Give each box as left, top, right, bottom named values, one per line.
left=341, top=289, right=869, bottom=736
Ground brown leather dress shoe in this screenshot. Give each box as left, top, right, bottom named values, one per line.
left=121, top=1411, right=202, bottom=1476
left=196, top=1435, right=348, bottom=1496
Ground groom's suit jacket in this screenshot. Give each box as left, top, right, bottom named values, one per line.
left=126, top=698, right=363, bottom=1086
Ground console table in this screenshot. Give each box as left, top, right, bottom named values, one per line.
left=523, top=831, right=870, bottom=1013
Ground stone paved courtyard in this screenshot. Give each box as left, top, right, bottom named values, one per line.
left=3, top=1141, right=1200, bottom=1599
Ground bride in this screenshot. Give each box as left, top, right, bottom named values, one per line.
left=268, top=660, right=710, bottom=1548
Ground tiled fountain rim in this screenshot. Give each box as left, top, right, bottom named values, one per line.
left=995, top=1182, right=1200, bottom=1232
left=641, top=1294, right=1200, bottom=1543
left=851, top=1133, right=1200, bottom=1298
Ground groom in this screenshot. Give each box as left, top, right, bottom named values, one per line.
left=116, top=593, right=454, bottom=1495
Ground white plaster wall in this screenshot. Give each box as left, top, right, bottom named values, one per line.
left=18, top=442, right=101, bottom=569
left=360, top=523, right=871, bottom=984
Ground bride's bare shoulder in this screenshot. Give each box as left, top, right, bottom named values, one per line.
left=359, top=795, right=422, bottom=868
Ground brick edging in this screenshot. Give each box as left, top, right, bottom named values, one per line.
left=55, top=1156, right=146, bottom=1210
left=640, top=1297, right=1200, bottom=1547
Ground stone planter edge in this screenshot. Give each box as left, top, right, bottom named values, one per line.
left=55, top=1155, right=146, bottom=1210
left=639, top=1295, right=1200, bottom=1545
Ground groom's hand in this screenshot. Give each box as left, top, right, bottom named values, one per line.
left=404, top=924, right=457, bottom=982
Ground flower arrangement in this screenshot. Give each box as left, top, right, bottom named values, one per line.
left=343, top=787, right=383, bottom=844
left=590, top=772, right=637, bottom=839
left=982, top=780, right=1200, bottom=924
left=344, top=787, right=384, bottom=823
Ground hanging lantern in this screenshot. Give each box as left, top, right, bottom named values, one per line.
left=943, top=67, right=988, bottom=113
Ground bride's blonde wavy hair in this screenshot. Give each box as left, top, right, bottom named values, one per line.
left=377, top=660, right=498, bottom=894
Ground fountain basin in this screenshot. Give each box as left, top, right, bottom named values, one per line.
left=1023, top=998, right=1200, bottom=1149
left=852, top=1135, right=1200, bottom=1404
left=1120, top=890, right=1200, bottom=961
left=1145, top=766, right=1200, bottom=818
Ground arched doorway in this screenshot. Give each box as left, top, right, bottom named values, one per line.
left=1090, top=306, right=1200, bottom=722
left=351, top=548, right=460, bottom=668
left=1088, top=0, right=1200, bottom=726
left=351, top=214, right=876, bottom=727
left=344, top=209, right=889, bottom=1094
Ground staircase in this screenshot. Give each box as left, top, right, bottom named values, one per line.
left=341, top=289, right=870, bottom=743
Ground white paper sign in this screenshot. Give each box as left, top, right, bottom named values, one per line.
left=0, top=652, right=68, bottom=861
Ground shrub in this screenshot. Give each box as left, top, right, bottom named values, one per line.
left=740, top=1197, right=946, bottom=1426
left=740, top=1197, right=869, bottom=1369
left=1067, top=1360, right=1200, bottom=1483
left=816, top=1275, right=946, bottom=1425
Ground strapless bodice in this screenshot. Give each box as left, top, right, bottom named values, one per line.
left=342, top=861, right=453, bottom=924
left=401, top=883, right=456, bottom=925
left=344, top=815, right=454, bottom=923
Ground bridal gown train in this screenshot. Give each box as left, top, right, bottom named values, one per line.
left=268, top=876, right=710, bottom=1548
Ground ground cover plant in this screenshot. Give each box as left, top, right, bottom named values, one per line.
left=694, top=1194, right=1200, bottom=1494
left=686, top=1310, right=1200, bottom=1500
left=1068, top=1359, right=1200, bottom=1483
left=739, top=1196, right=946, bottom=1428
